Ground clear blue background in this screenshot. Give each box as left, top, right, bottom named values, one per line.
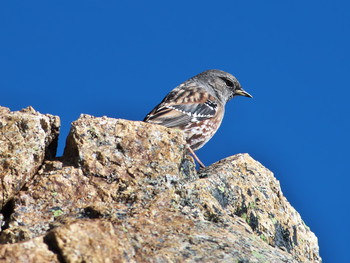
left=1, top=1, right=349, bottom=262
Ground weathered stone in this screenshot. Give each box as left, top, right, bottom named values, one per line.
left=190, top=154, right=320, bottom=262
left=45, top=215, right=297, bottom=263
left=0, top=115, right=188, bottom=243
left=63, top=114, right=187, bottom=180
left=0, top=106, right=60, bottom=209
left=0, top=236, right=58, bottom=263
left=46, top=219, right=136, bottom=263
left=0, top=162, right=92, bottom=243
left=0, top=112, right=321, bottom=262
left=0, top=158, right=139, bottom=243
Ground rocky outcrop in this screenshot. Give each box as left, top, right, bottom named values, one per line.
left=0, top=106, right=59, bottom=209
left=0, top=106, right=321, bottom=263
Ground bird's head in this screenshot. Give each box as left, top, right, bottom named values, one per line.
left=199, top=69, right=253, bottom=103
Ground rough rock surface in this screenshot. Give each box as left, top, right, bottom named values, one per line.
left=0, top=106, right=60, bottom=209
left=0, top=108, right=321, bottom=263
left=0, top=236, right=58, bottom=263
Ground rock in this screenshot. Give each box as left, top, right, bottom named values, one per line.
left=0, top=115, right=188, bottom=243
left=0, top=106, right=60, bottom=209
left=194, top=154, right=320, bottom=262
left=45, top=219, right=136, bottom=263
left=63, top=114, right=187, bottom=180
left=0, top=162, right=98, bottom=243
left=44, top=216, right=296, bottom=263
left=0, top=236, right=59, bottom=263
left=0, top=111, right=321, bottom=262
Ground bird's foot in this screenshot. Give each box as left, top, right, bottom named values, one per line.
left=187, top=146, right=205, bottom=168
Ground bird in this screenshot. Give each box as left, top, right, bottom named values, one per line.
left=143, top=69, right=252, bottom=168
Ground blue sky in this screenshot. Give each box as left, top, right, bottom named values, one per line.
left=1, top=1, right=349, bottom=261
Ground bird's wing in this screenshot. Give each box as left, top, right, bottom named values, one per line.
left=144, top=82, right=218, bottom=128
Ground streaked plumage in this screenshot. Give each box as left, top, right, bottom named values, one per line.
left=144, top=69, right=252, bottom=167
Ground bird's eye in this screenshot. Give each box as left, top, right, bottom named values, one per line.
left=219, top=77, right=234, bottom=87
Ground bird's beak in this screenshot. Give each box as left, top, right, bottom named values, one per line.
left=235, top=88, right=253, bottom=98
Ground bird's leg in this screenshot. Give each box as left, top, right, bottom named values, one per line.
left=187, top=146, right=205, bottom=168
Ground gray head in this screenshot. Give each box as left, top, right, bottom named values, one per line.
left=193, top=69, right=252, bottom=104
